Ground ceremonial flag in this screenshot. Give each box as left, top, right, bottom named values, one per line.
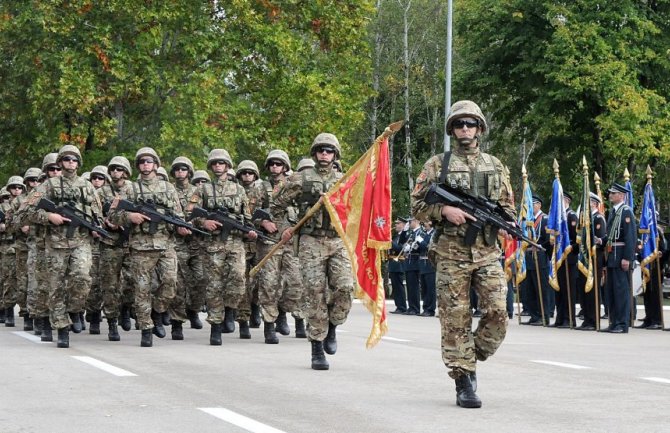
left=625, top=179, right=634, bottom=212
left=576, top=177, right=594, bottom=293
left=547, top=177, right=572, bottom=291
left=515, top=179, right=535, bottom=285
left=322, top=125, right=395, bottom=348
left=639, top=182, right=659, bottom=285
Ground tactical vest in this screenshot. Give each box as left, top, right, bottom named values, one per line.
left=298, top=167, right=339, bottom=235
left=45, top=175, right=97, bottom=238
left=130, top=179, right=174, bottom=235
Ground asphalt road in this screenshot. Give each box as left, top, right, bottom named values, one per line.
left=1, top=304, right=669, bottom=433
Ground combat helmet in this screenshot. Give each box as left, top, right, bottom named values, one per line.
left=446, top=100, right=487, bottom=136
left=310, top=133, right=341, bottom=158
left=191, top=170, right=211, bottom=185
left=58, top=144, right=82, bottom=165
left=207, top=149, right=234, bottom=170
left=0, top=187, right=9, bottom=200
left=170, top=156, right=194, bottom=178
left=23, top=167, right=42, bottom=183
left=265, top=149, right=291, bottom=171
left=6, top=176, right=25, bottom=191
left=41, top=153, right=59, bottom=172
left=296, top=158, right=315, bottom=172
left=157, top=167, right=169, bottom=181
left=135, top=147, right=161, bottom=168
left=108, top=156, right=132, bottom=177
left=236, top=160, right=260, bottom=180
left=81, top=172, right=91, bottom=182
left=91, top=165, right=111, bottom=183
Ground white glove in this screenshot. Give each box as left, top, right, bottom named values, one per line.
left=402, top=243, right=411, bottom=253
left=415, top=236, right=424, bottom=244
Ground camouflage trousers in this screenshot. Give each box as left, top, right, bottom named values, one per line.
left=0, top=245, right=16, bottom=309
left=238, top=241, right=259, bottom=322
left=127, top=247, right=177, bottom=331
left=85, top=243, right=102, bottom=313
left=298, top=235, right=353, bottom=342
left=45, top=242, right=92, bottom=330
left=15, top=247, right=28, bottom=316
left=435, top=257, right=508, bottom=379
left=99, top=244, right=128, bottom=319
left=170, top=243, right=206, bottom=323
left=258, top=241, right=304, bottom=322
left=204, top=237, right=246, bottom=325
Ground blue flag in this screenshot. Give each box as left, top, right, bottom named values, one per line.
left=515, top=181, right=535, bottom=285
left=639, top=182, right=658, bottom=285
left=625, top=179, right=634, bottom=212
left=547, top=178, right=572, bottom=291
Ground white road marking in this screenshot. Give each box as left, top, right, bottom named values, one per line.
left=12, top=331, right=50, bottom=344
left=199, top=407, right=286, bottom=433
left=641, top=377, right=670, bottom=385
left=530, top=360, right=591, bottom=370
left=71, top=356, right=137, bottom=377
left=381, top=336, right=412, bottom=342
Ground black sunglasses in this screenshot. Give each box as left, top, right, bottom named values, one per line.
left=109, top=166, right=125, bottom=173
left=267, top=161, right=284, bottom=167
left=61, top=156, right=79, bottom=163
left=91, top=175, right=106, bottom=181
left=138, top=158, right=156, bottom=165
left=47, top=166, right=62, bottom=172
left=316, top=147, right=335, bottom=155
left=452, top=119, right=479, bottom=129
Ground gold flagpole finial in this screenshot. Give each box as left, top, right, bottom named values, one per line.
left=582, top=155, right=588, bottom=172
left=553, top=158, right=560, bottom=178
left=624, top=167, right=631, bottom=182
left=646, top=165, right=653, bottom=183
left=521, top=163, right=527, bottom=180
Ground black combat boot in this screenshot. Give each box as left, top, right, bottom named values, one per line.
left=294, top=318, right=307, bottom=338
left=23, top=316, right=34, bottom=332
left=161, top=311, right=171, bottom=326
left=89, top=311, right=101, bottom=335
left=33, top=317, right=43, bottom=336
left=120, top=305, right=132, bottom=331
left=140, top=329, right=153, bottom=347
left=455, top=373, right=482, bottom=408
left=187, top=310, right=203, bottom=329
left=323, top=322, right=337, bottom=355
left=469, top=371, right=477, bottom=392
left=79, top=312, right=86, bottom=331
left=171, top=320, right=184, bottom=340
left=69, top=312, right=82, bottom=333
left=238, top=320, right=251, bottom=339
left=41, top=318, right=53, bottom=342
left=57, top=327, right=69, bottom=348
left=222, top=307, right=236, bottom=333
left=5, top=307, right=15, bottom=327
left=0, top=308, right=5, bottom=323
left=311, top=340, right=329, bottom=370
left=264, top=321, right=278, bottom=344
left=250, top=303, right=262, bottom=328
left=210, top=323, right=223, bottom=345
left=108, top=319, right=120, bottom=341
left=151, top=310, right=166, bottom=338
left=275, top=311, right=290, bottom=336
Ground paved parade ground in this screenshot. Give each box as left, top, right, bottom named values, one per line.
left=2, top=303, right=669, bottom=433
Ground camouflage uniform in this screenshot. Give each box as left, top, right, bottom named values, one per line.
left=187, top=175, right=251, bottom=327
left=109, top=176, right=182, bottom=335
left=411, top=100, right=514, bottom=388
left=0, top=199, right=17, bottom=323
left=8, top=187, right=29, bottom=322
left=26, top=171, right=102, bottom=333
left=272, top=158, right=353, bottom=343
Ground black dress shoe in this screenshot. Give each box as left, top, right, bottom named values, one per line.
left=472, top=310, right=482, bottom=318
left=404, top=310, right=419, bottom=316
left=519, top=310, right=530, bottom=317
left=646, top=323, right=663, bottom=330
left=390, top=309, right=407, bottom=314
left=419, top=311, right=435, bottom=317
left=523, top=319, right=543, bottom=326
left=634, top=322, right=650, bottom=329
left=577, top=324, right=596, bottom=331
left=609, top=327, right=626, bottom=334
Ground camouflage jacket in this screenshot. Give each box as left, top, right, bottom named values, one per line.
left=96, top=180, right=130, bottom=247
left=411, top=145, right=515, bottom=263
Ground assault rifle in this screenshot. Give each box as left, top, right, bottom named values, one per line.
left=189, top=207, right=276, bottom=244
left=0, top=210, right=5, bottom=224
left=424, top=183, right=545, bottom=251
left=36, top=198, right=112, bottom=239
left=115, top=199, right=210, bottom=237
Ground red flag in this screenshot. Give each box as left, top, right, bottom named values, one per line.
left=503, top=237, right=517, bottom=282
left=322, top=131, right=393, bottom=348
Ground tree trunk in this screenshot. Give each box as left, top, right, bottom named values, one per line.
left=401, top=0, right=414, bottom=192
left=370, top=0, right=383, bottom=144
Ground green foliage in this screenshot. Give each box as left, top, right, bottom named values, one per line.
left=0, top=1, right=373, bottom=183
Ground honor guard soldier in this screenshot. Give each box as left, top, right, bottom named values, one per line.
left=553, top=192, right=579, bottom=327
left=388, top=217, right=409, bottom=314
left=411, top=100, right=515, bottom=408
left=578, top=193, right=607, bottom=330
left=603, top=183, right=636, bottom=333
left=521, top=196, right=552, bottom=326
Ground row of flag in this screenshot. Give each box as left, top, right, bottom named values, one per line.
left=503, top=161, right=661, bottom=292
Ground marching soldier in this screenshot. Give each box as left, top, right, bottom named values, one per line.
left=411, top=100, right=514, bottom=408
left=0, top=187, right=11, bottom=325
left=108, top=147, right=189, bottom=347
left=1, top=176, right=25, bottom=327
left=272, top=133, right=354, bottom=370
left=603, top=183, right=636, bottom=333
left=24, top=145, right=103, bottom=348
left=186, top=149, right=257, bottom=344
